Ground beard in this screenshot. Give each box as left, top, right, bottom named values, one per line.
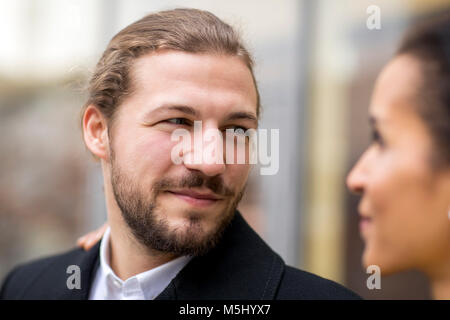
left=109, top=148, right=245, bottom=257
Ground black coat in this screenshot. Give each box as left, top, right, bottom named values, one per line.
left=0, top=212, right=360, bottom=300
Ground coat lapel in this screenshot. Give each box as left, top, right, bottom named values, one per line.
left=52, top=242, right=100, bottom=300
left=33, top=211, right=284, bottom=299
left=156, top=211, right=285, bottom=300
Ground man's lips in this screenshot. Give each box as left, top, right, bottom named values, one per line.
left=166, top=189, right=223, bottom=207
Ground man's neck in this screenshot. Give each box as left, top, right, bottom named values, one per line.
left=108, top=224, right=178, bottom=281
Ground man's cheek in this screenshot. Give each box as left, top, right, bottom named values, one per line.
left=138, top=135, right=177, bottom=163
left=225, top=164, right=250, bottom=189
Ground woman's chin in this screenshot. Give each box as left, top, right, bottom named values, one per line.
left=361, top=249, right=374, bottom=270
left=362, top=248, right=406, bottom=276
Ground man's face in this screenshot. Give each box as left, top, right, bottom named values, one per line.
left=107, top=50, right=258, bottom=256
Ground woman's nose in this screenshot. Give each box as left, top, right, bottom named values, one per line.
left=346, top=149, right=371, bottom=195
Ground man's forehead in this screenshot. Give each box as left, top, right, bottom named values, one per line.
left=126, top=51, right=258, bottom=119
left=131, top=50, right=250, bottom=81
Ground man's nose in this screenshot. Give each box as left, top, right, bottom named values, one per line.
left=183, top=125, right=226, bottom=177
left=184, top=155, right=226, bottom=176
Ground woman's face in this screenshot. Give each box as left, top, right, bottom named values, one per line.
left=347, top=54, right=450, bottom=277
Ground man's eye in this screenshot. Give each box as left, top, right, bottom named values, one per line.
left=165, top=118, right=190, bottom=125
left=228, top=126, right=248, bottom=135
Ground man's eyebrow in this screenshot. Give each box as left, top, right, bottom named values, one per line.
left=144, top=105, right=257, bottom=123
left=144, top=105, right=198, bottom=118
left=226, top=111, right=258, bottom=123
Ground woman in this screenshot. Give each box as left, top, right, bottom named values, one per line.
left=78, top=13, right=450, bottom=299
left=347, top=14, right=450, bottom=299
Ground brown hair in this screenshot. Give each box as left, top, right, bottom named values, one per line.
left=396, top=12, right=450, bottom=168
left=82, top=8, right=260, bottom=134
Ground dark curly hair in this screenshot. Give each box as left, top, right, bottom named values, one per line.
left=396, top=11, right=450, bottom=169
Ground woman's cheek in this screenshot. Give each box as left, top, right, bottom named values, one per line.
left=365, top=150, right=431, bottom=273
left=361, top=152, right=400, bottom=268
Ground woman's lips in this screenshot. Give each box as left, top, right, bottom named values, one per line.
left=166, top=190, right=222, bottom=207
left=359, top=216, right=373, bottom=237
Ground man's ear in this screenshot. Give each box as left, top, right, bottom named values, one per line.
left=82, top=104, right=110, bottom=161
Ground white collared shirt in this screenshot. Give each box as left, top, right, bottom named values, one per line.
left=88, top=227, right=192, bottom=300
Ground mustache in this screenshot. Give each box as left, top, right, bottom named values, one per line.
left=154, top=172, right=235, bottom=197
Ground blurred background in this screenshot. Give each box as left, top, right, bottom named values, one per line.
left=1, top=0, right=449, bottom=299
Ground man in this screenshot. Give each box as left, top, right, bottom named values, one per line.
left=0, top=8, right=359, bottom=300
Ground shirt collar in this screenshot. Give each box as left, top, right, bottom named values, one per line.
left=99, top=227, right=192, bottom=300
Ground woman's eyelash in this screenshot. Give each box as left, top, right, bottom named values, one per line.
left=372, top=130, right=379, bottom=141
left=371, top=129, right=384, bottom=146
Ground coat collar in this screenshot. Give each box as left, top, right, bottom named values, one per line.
left=156, top=211, right=285, bottom=299
left=55, top=241, right=101, bottom=300
left=23, top=240, right=101, bottom=299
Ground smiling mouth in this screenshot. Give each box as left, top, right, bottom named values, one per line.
left=359, top=216, right=373, bottom=236
left=166, top=189, right=223, bottom=207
